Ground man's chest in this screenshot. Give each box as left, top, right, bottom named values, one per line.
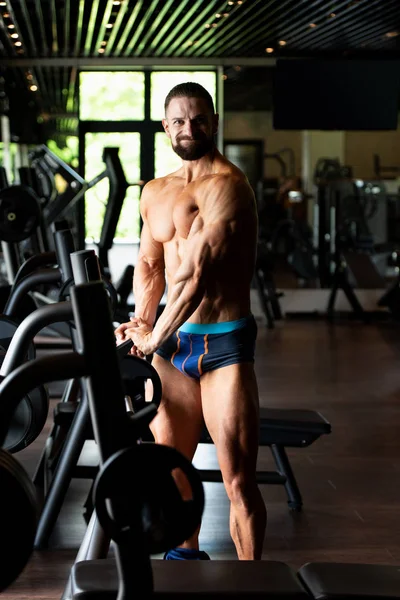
left=147, top=184, right=203, bottom=243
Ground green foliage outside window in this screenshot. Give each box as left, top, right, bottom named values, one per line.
left=47, top=137, right=79, bottom=168
left=155, top=132, right=181, bottom=178
left=79, top=72, right=145, bottom=121
left=84, top=132, right=141, bottom=242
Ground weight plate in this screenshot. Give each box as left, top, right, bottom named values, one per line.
left=119, top=355, right=162, bottom=409
left=0, top=185, right=41, bottom=243
left=94, top=443, right=204, bottom=555
left=3, top=384, right=49, bottom=453
left=0, top=315, right=36, bottom=360
left=0, top=316, right=45, bottom=453
left=0, top=448, right=37, bottom=592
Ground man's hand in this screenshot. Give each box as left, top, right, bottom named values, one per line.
left=115, top=319, right=145, bottom=358
left=115, top=317, right=157, bottom=357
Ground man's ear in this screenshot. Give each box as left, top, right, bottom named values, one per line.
left=213, top=113, right=219, bottom=136
left=162, top=118, right=171, bottom=138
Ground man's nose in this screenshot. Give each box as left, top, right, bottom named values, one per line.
left=183, top=120, right=196, bottom=136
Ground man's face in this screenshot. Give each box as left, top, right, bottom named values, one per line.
left=162, top=96, right=219, bottom=161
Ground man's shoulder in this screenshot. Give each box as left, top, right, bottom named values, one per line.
left=141, top=173, right=181, bottom=201
left=145, top=170, right=184, bottom=190
left=205, top=168, right=253, bottom=199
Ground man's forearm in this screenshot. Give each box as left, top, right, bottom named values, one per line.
left=133, top=258, right=166, bottom=326
left=151, top=272, right=204, bottom=348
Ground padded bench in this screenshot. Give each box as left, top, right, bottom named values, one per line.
left=201, top=407, right=331, bottom=511
left=50, top=405, right=331, bottom=512
left=71, top=559, right=400, bottom=600
left=71, top=557, right=310, bottom=599
left=298, top=562, right=400, bottom=600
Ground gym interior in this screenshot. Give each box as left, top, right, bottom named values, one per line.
left=0, top=0, right=400, bottom=598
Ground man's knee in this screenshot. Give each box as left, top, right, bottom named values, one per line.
left=223, top=470, right=258, bottom=507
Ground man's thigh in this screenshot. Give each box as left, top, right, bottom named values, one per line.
left=149, top=353, right=204, bottom=460
left=200, top=362, right=260, bottom=477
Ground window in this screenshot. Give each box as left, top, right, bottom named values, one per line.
left=79, top=72, right=145, bottom=121
left=84, top=132, right=141, bottom=242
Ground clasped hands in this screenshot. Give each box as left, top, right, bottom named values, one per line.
left=115, top=317, right=157, bottom=357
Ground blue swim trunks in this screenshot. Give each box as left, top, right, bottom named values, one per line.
left=155, top=315, right=257, bottom=380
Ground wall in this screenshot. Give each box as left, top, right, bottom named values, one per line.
left=223, top=111, right=302, bottom=179
left=224, top=111, right=400, bottom=182
left=345, top=128, right=400, bottom=179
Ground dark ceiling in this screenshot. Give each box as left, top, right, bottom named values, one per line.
left=0, top=0, right=399, bottom=140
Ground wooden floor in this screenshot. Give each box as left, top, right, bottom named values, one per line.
left=4, top=316, right=400, bottom=599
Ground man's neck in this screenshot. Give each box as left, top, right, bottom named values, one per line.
left=181, top=146, right=221, bottom=183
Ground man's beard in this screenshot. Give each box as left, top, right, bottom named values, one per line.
left=172, top=135, right=214, bottom=161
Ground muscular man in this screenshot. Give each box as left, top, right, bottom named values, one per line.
left=115, top=82, right=266, bottom=561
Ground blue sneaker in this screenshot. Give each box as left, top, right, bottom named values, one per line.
left=163, top=547, right=211, bottom=560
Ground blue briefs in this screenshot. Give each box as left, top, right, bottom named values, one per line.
left=155, top=315, right=257, bottom=380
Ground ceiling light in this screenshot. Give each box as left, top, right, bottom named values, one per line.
left=0, top=2, right=7, bottom=5
left=26, top=73, right=33, bottom=80
left=10, top=32, right=18, bottom=38
left=98, top=48, right=105, bottom=53
left=106, top=23, right=113, bottom=28
left=29, top=85, right=38, bottom=92
left=309, top=23, right=317, bottom=28
left=278, top=40, right=287, bottom=46
left=204, top=23, right=211, bottom=28
left=215, top=13, right=221, bottom=17
left=329, top=12, right=336, bottom=17
left=7, top=23, right=14, bottom=29
left=113, top=1, right=121, bottom=4
left=266, top=47, right=274, bottom=53
left=228, top=1, right=234, bottom=4
left=187, top=40, right=194, bottom=46
left=3, top=12, right=9, bottom=17
left=212, top=23, right=218, bottom=27
left=14, top=41, right=21, bottom=46
left=385, top=31, right=399, bottom=38
left=223, top=13, right=229, bottom=17
left=237, top=0, right=243, bottom=4
left=101, top=40, right=107, bottom=46
left=222, top=74, right=228, bottom=80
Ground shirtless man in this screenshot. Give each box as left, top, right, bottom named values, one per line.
left=115, top=82, right=267, bottom=561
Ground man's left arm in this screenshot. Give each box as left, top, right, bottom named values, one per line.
left=129, top=176, right=253, bottom=355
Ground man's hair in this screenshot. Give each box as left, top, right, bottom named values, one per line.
left=164, top=82, right=215, bottom=115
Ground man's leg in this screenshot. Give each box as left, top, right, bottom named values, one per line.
left=149, top=353, right=204, bottom=550
left=200, top=362, right=267, bottom=560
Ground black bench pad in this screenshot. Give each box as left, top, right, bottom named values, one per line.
left=299, top=562, right=400, bottom=599
left=72, top=558, right=310, bottom=598
left=201, top=408, right=331, bottom=447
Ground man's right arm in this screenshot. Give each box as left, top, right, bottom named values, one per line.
left=115, top=184, right=165, bottom=342
left=133, top=217, right=165, bottom=326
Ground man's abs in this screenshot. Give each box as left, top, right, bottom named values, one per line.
left=155, top=315, right=257, bottom=380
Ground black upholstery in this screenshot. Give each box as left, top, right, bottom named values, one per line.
left=299, top=562, right=400, bottom=599
left=71, top=558, right=311, bottom=599
left=200, top=408, right=331, bottom=447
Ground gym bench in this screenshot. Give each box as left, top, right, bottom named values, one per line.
left=70, top=558, right=400, bottom=599
left=48, top=404, right=331, bottom=519
left=42, top=404, right=331, bottom=521
left=71, top=558, right=309, bottom=599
